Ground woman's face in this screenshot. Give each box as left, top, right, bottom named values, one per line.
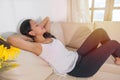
left=29, top=20, right=46, bottom=37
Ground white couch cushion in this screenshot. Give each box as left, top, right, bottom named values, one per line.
left=61, top=22, right=91, bottom=48
left=46, top=73, right=94, bottom=80
left=0, top=50, right=53, bottom=80
left=99, top=56, right=120, bottom=74
left=92, top=71, right=120, bottom=80
left=50, top=22, right=65, bottom=44
left=94, top=21, right=120, bottom=43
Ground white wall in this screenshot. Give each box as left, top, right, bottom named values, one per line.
left=0, top=0, right=16, bottom=33
left=0, top=0, right=67, bottom=33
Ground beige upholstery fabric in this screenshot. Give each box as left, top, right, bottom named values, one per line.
left=94, top=21, right=120, bottom=43
left=61, top=22, right=91, bottom=48
left=99, top=56, right=120, bottom=74
left=46, top=70, right=120, bottom=80
left=0, top=50, right=53, bottom=80
left=46, top=73, right=94, bottom=80
left=50, top=22, right=65, bottom=44
left=91, top=71, right=120, bottom=80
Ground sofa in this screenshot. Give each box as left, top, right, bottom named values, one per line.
left=0, top=21, right=120, bottom=80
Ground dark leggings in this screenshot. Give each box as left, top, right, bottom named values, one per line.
left=67, top=29, right=120, bottom=77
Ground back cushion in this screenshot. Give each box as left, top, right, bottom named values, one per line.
left=94, top=21, right=120, bottom=43
left=50, top=22, right=65, bottom=44
left=61, top=22, right=92, bottom=48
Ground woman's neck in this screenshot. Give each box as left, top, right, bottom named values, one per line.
left=34, top=36, right=46, bottom=43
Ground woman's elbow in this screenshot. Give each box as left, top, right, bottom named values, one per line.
left=7, top=36, right=16, bottom=44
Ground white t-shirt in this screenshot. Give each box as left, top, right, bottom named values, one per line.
left=40, top=38, right=78, bottom=75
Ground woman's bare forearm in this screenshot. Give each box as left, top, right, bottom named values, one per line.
left=39, top=17, right=49, bottom=25
left=7, top=35, right=40, bottom=55
left=39, top=17, right=50, bottom=32
left=8, top=34, right=33, bottom=41
left=7, top=34, right=33, bottom=49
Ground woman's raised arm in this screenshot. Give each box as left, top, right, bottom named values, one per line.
left=39, top=17, right=51, bottom=32
left=7, top=34, right=42, bottom=56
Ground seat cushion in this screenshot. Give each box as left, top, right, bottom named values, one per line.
left=92, top=71, right=120, bottom=80
left=99, top=56, right=120, bottom=74
left=46, top=73, right=94, bottom=80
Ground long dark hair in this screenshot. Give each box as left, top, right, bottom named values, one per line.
left=20, top=19, right=56, bottom=40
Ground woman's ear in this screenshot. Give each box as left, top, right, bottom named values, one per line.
left=29, top=31, right=35, bottom=36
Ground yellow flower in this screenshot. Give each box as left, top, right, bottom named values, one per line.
left=0, top=45, right=20, bottom=61
left=0, top=45, right=5, bottom=61
left=7, top=46, right=20, bottom=60
left=0, top=62, right=2, bottom=69
left=0, top=36, right=20, bottom=72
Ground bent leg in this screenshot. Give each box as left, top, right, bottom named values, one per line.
left=68, top=40, right=120, bottom=77
left=77, top=28, right=110, bottom=57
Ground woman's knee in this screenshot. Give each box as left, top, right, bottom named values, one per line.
left=94, top=28, right=106, bottom=34
left=92, top=28, right=107, bottom=40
